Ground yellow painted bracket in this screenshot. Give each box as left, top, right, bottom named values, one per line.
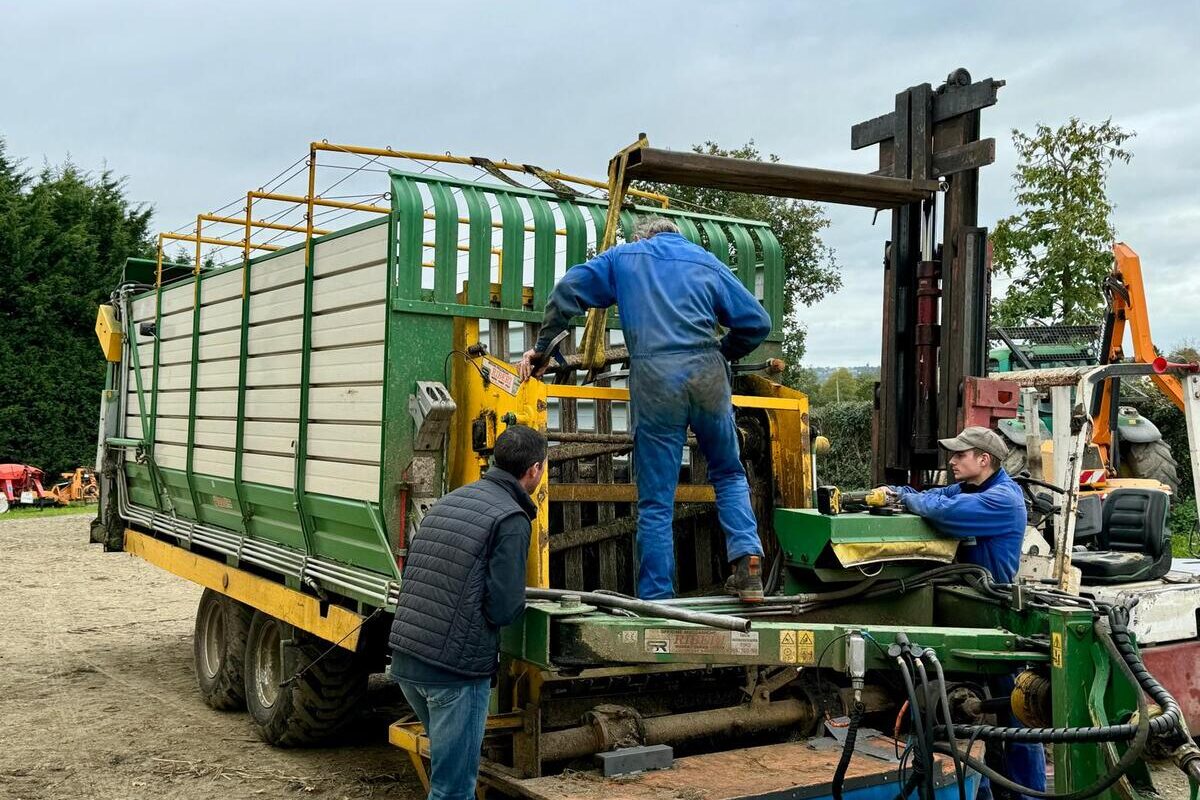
left=96, top=304, right=124, bottom=362
left=389, top=713, right=524, bottom=792
left=123, top=529, right=364, bottom=650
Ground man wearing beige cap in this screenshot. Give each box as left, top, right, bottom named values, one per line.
left=880, top=426, right=1026, bottom=584
left=881, top=426, right=1043, bottom=799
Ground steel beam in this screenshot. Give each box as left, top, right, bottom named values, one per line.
left=623, top=147, right=937, bottom=209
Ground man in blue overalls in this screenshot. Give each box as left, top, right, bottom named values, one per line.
left=518, top=217, right=772, bottom=602
left=881, top=426, right=1046, bottom=800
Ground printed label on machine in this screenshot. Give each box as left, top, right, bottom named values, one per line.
left=643, top=629, right=760, bottom=657
left=487, top=366, right=519, bottom=396
left=779, top=630, right=816, bottom=665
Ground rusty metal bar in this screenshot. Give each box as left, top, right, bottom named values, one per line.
left=550, top=483, right=715, bottom=503
left=623, top=147, right=937, bottom=209
left=312, top=140, right=669, bottom=205
left=549, top=505, right=710, bottom=552
left=539, top=699, right=816, bottom=761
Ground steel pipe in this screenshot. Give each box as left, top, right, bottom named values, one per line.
left=540, top=698, right=817, bottom=762
left=524, top=588, right=750, bottom=632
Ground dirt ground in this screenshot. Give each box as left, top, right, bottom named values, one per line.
left=0, top=514, right=1193, bottom=800
left=0, top=514, right=422, bottom=800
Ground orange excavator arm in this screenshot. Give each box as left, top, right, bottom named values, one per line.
left=1093, top=243, right=1185, bottom=454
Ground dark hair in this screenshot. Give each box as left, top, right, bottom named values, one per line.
left=494, top=425, right=547, bottom=477
left=971, top=448, right=998, bottom=469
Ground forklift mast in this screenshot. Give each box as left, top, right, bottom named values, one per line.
left=852, top=69, right=1005, bottom=486
left=599, top=68, right=1008, bottom=490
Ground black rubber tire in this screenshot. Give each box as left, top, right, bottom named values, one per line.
left=1121, top=439, right=1181, bottom=495
left=194, top=589, right=253, bottom=711
left=243, top=611, right=369, bottom=747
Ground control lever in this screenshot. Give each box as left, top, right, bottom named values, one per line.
left=528, top=330, right=570, bottom=378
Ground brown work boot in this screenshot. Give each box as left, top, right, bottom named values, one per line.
left=725, top=555, right=764, bottom=603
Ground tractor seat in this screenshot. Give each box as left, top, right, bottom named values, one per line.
left=1072, top=488, right=1171, bottom=585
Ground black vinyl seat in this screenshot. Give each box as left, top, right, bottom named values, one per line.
left=1072, top=488, right=1172, bottom=585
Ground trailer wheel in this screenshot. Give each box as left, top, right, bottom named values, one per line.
left=1121, top=439, right=1181, bottom=495
left=244, top=611, right=368, bottom=746
left=194, top=589, right=253, bottom=710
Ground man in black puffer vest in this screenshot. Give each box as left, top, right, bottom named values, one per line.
left=389, top=424, right=546, bottom=800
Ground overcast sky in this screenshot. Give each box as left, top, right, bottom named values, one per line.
left=4, top=1, right=1197, bottom=366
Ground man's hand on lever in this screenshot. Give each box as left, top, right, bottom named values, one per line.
left=518, top=349, right=548, bottom=382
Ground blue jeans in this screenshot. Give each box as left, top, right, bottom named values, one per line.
left=630, top=349, right=764, bottom=600
left=393, top=672, right=492, bottom=800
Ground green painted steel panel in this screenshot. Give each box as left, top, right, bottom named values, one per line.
left=560, top=200, right=587, bottom=268
left=675, top=216, right=701, bottom=244
left=700, top=219, right=730, bottom=265
left=427, top=182, right=459, bottom=303
left=775, top=508, right=941, bottom=565
left=520, top=612, right=1021, bottom=674
left=728, top=224, right=757, bottom=295
left=528, top=196, right=557, bottom=310
left=753, top=227, right=784, bottom=333
left=461, top=186, right=492, bottom=306
left=392, top=175, right=425, bottom=301
left=494, top=192, right=525, bottom=309
left=183, top=268, right=204, bottom=520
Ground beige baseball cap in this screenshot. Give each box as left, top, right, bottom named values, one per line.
left=938, top=426, right=1009, bottom=462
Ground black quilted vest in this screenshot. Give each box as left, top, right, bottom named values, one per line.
left=388, top=469, right=531, bottom=677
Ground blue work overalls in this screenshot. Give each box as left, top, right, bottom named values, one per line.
left=536, top=232, right=771, bottom=599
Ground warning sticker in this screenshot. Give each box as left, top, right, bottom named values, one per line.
left=1051, top=632, right=1063, bottom=668
left=642, top=629, right=760, bottom=657
left=487, top=366, right=519, bottom=396
left=779, top=630, right=816, bottom=665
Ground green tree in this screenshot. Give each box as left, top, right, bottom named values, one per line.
left=635, top=141, right=839, bottom=377
left=0, top=139, right=154, bottom=475
left=816, top=367, right=862, bottom=406
left=991, top=118, right=1134, bottom=326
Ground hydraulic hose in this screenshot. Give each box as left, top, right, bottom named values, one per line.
left=831, top=700, right=864, bottom=800
left=924, top=650, right=966, bottom=800
left=895, top=653, right=934, bottom=800
left=933, top=618, right=1150, bottom=800
left=938, top=608, right=1183, bottom=744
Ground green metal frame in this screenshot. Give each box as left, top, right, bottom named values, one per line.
left=387, top=169, right=785, bottom=336
left=117, top=170, right=787, bottom=608
left=183, top=269, right=204, bottom=520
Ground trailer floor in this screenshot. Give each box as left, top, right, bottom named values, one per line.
left=0, top=514, right=422, bottom=800
left=0, top=516, right=1192, bottom=800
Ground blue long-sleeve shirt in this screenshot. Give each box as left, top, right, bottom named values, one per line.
left=890, top=468, right=1027, bottom=584
left=534, top=232, right=771, bottom=361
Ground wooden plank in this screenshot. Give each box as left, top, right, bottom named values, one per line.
left=624, top=148, right=936, bottom=209
left=551, top=484, right=715, bottom=503
left=851, top=76, right=1003, bottom=149
left=555, top=330, right=583, bottom=589
left=872, top=138, right=995, bottom=178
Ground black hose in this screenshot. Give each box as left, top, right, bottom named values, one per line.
left=938, top=606, right=1184, bottom=744
left=832, top=700, right=865, bottom=800
left=925, top=651, right=966, bottom=800
left=895, top=654, right=934, bottom=800
left=933, top=619, right=1150, bottom=800
left=911, top=655, right=938, bottom=800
